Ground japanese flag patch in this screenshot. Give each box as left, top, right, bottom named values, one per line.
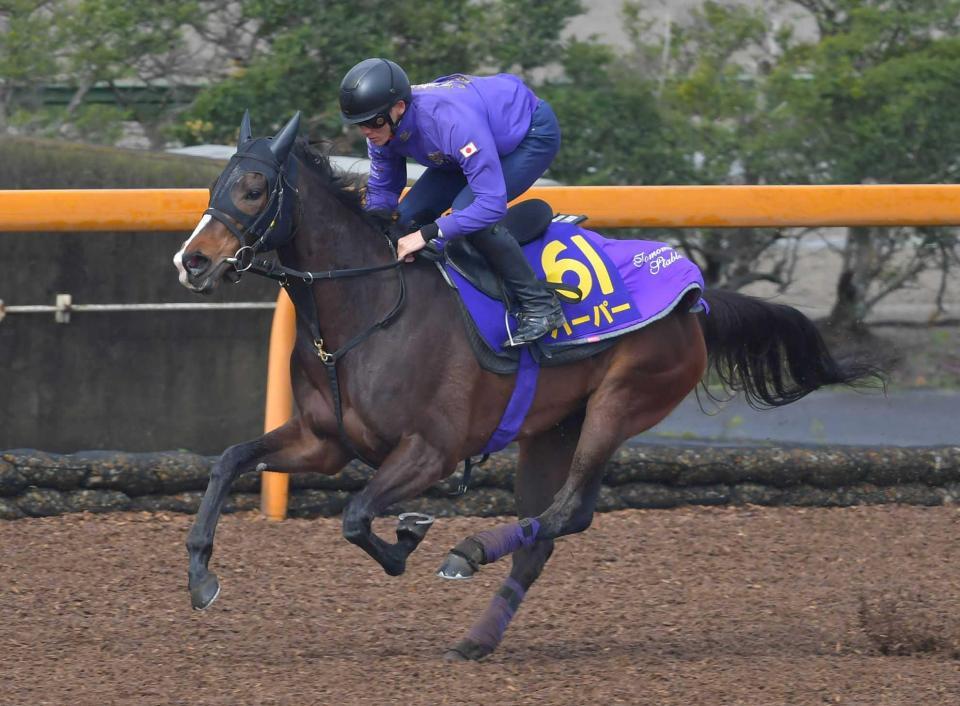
left=459, top=142, right=479, bottom=159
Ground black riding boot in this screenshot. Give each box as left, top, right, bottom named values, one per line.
left=469, top=223, right=566, bottom=347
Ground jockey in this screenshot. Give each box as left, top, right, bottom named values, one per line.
left=339, top=57, right=566, bottom=347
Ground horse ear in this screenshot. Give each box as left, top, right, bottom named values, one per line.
left=269, top=112, right=301, bottom=162
left=238, top=110, right=253, bottom=147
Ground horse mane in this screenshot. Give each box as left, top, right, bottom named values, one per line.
left=295, top=138, right=393, bottom=233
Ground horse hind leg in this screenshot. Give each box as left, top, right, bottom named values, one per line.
left=438, top=417, right=615, bottom=579
left=186, top=420, right=349, bottom=610
left=439, top=321, right=705, bottom=577
left=436, top=394, right=628, bottom=580
left=445, top=410, right=583, bottom=661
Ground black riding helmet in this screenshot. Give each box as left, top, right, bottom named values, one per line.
left=339, top=58, right=412, bottom=129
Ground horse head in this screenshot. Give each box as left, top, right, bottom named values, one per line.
left=174, top=111, right=301, bottom=293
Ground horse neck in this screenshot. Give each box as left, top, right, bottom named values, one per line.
left=279, top=153, right=400, bottom=348
left=284, top=153, right=390, bottom=268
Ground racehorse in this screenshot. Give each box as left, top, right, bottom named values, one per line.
left=173, top=113, right=881, bottom=660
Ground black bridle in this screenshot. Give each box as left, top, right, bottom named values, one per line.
left=205, top=149, right=301, bottom=271
left=205, top=138, right=405, bottom=469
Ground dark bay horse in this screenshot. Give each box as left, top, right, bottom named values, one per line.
left=173, top=113, right=880, bottom=660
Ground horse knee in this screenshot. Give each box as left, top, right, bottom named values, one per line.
left=342, top=517, right=368, bottom=546
left=341, top=504, right=371, bottom=546
left=207, top=464, right=229, bottom=484
left=215, top=441, right=260, bottom=479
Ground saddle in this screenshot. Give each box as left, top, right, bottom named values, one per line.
left=444, top=199, right=558, bottom=300
left=437, top=199, right=616, bottom=373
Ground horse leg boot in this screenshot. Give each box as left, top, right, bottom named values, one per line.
left=341, top=435, right=449, bottom=576
left=469, top=223, right=566, bottom=347
left=445, top=411, right=583, bottom=661
left=186, top=423, right=349, bottom=610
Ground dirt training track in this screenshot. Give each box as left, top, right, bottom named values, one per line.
left=3, top=506, right=960, bottom=705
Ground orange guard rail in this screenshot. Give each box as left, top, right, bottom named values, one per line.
left=2, top=185, right=960, bottom=519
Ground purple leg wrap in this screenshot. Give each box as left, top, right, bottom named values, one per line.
left=465, top=577, right=526, bottom=649
left=472, top=519, right=541, bottom=564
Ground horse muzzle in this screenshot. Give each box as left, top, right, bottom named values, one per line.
left=175, top=250, right=233, bottom=294
left=182, top=252, right=210, bottom=279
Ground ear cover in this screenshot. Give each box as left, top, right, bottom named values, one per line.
left=238, top=110, right=253, bottom=147
left=269, top=112, right=301, bottom=163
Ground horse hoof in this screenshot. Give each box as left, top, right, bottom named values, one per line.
left=190, top=573, right=221, bottom=611
left=436, top=551, right=477, bottom=580
left=396, top=512, right=435, bottom=545
left=445, top=639, right=493, bottom=661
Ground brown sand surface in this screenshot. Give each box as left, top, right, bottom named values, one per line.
left=3, top=506, right=960, bottom=705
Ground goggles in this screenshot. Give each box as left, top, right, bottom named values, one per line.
left=356, top=113, right=389, bottom=129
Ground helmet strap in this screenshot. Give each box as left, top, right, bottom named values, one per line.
left=385, top=98, right=408, bottom=135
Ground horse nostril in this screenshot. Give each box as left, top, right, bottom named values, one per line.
left=184, top=252, right=210, bottom=276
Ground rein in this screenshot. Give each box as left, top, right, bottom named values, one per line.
left=243, top=256, right=402, bottom=290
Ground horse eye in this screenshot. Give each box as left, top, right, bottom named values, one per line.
left=245, top=190, right=263, bottom=200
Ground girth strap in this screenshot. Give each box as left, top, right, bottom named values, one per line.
left=451, top=454, right=489, bottom=496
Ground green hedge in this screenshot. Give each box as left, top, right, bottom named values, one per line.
left=0, top=136, right=225, bottom=189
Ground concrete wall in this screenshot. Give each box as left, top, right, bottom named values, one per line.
left=0, top=230, right=280, bottom=454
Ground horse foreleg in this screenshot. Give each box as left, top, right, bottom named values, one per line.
left=445, top=411, right=582, bottom=661
left=341, top=434, right=449, bottom=576
left=186, top=419, right=349, bottom=610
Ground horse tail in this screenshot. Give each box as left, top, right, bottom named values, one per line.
left=697, top=289, right=884, bottom=409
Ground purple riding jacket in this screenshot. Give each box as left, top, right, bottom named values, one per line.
left=364, top=73, right=540, bottom=240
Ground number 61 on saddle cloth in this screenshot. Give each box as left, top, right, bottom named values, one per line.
left=443, top=216, right=708, bottom=356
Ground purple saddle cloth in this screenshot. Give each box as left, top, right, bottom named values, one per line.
left=444, top=221, right=706, bottom=354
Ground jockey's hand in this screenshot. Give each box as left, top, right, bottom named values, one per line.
left=396, top=231, right=427, bottom=262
